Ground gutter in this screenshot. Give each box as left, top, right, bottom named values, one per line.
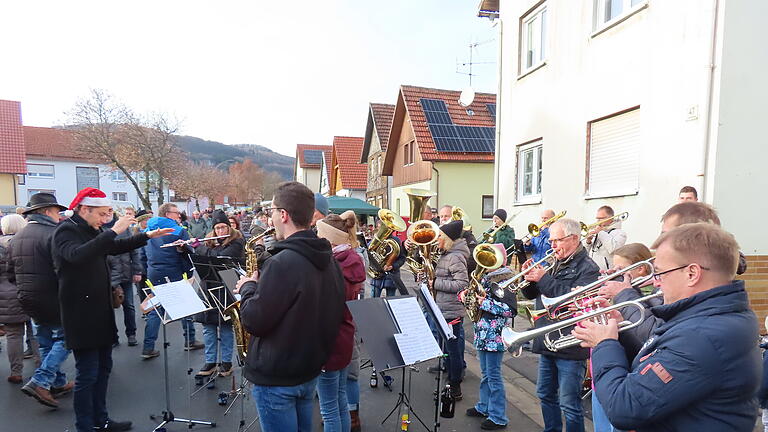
left=492, top=17, right=504, bottom=209
left=432, top=165, right=440, bottom=207
left=700, top=0, right=720, bottom=203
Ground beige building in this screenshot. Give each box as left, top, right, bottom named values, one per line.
left=360, top=103, right=395, bottom=209
left=293, top=144, right=332, bottom=193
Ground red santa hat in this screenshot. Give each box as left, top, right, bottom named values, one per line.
left=68, top=187, right=112, bottom=210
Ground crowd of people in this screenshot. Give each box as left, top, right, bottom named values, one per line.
left=0, top=182, right=765, bottom=432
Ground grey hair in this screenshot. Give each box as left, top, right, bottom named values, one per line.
left=1, top=214, right=27, bottom=235
left=551, top=218, right=581, bottom=237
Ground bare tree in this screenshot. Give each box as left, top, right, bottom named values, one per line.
left=172, top=161, right=228, bottom=212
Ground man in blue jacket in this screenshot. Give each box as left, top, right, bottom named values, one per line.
left=523, top=209, right=554, bottom=262
left=574, top=223, right=760, bottom=432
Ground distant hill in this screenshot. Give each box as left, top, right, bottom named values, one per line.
left=176, top=135, right=294, bottom=180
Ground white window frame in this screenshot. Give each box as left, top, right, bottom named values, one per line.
left=111, top=170, right=126, bottom=182
left=27, top=163, right=55, bottom=178
left=592, top=0, right=648, bottom=34
left=28, top=189, right=56, bottom=198
left=516, top=140, right=543, bottom=203
left=112, top=192, right=128, bottom=201
left=585, top=107, right=641, bottom=199
left=519, top=2, right=548, bottom=76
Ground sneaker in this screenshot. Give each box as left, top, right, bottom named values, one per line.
left=466, top=407, right=487, bottom=417
left=7, top=375, right=22, bottom=384
left=197, top=363, right=218, bottom=376
left=219, top=362, right=233, bottom=377
left=184, top=340, right=204, bottom=351
left=141, top=349, right=160, bottom=360
left=94, top=418, right=133, bottom=431
left=127, top=335, right=138, bottom=346
left=23, top=348, right=35, bottom=359
left=51, top=381, right=74, bottom=397
left=21, top=381, right=59, bottom=408
left=480, top=418, right=507, bottom=430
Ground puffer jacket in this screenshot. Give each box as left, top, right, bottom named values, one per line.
left=0, top=235, right=27, bottom=324
left=108, top=228, right=143, bottom=286
left=433, top=238, right=470, bottom=321
left=193, top=228, right=245, bottom=325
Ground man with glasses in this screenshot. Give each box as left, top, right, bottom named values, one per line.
left=585, top=205, right=627, bottom=271
left=519, top=218, right=601, bottom=432
left=523, top=209, right=555, bottom=262
left=573, top=223, right=760, bottom=431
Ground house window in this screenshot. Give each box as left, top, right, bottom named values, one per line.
left=112, top=192, right=128, bottom=201
left=587, top=107, right=641, bottom=198
left=481, top=195, right=495, bottom=219
left=516, top=140, right=543, bottom=201
left=27, top=164, right=55, bottom=178
left=520, top=3, right=547, bottom=74
left=403, top=141, right=415, bottom=166
left=593, top=0, right=647, bottom=32
left=28, top=189, right=56, bottom=199
left=111, top=170, right=126, bottom=181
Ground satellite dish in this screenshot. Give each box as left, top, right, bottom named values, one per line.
left=458, top=87, right=475, bottom=107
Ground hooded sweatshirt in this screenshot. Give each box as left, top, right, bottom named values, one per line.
left=324, top=245, right=366, bottom=371
left=239, top=229, right=346, bottom=386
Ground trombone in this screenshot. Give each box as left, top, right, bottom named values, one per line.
left=502, top=291, right=663, bottom=356
left=520, top=210, right=567, bottom=244
left=580, top=211, right=629, bottom=237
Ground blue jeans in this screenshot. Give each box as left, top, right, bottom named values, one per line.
left=252, top=377, right=319, bottom=432
left=73, top=346, right=113, bottom=432
left=444, top=320, right=465, bottom=384
left=118, top=281, right=136, bottom=337
left=317, top=367, right=350, bottom=432
left=346, top=375, right=360, bottom=411
left=476, top=350, right=508, bottom=426
left=536, top=355, right=587, bottom=432
left=183, top=317, right=196, bottom=343
left=592, top=391, right=620, bottom=432
left=143, top=308, right=162, bottom=351
left=203, top=323, right=234, bottom=363
left=30, top=322, right=70, bottom=389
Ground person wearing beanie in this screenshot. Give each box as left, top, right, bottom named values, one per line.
left=312, top=193, right=329, bottom=227
left=192, top=209, right=244, bottom=378
left=432, top=219, right=470, bottom=400
left=483, top=209, right=516, bottom=261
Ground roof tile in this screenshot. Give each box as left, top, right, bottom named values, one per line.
left=370, top=103, right=395, bottom=150
left=332, top=136, right=367, bottom=190
left=0, top=100, right=28, bottom=174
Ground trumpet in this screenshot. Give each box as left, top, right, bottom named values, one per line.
left=540, top=258, right=655, bottom=321
left=491, top=249, right=557, bottom=298
left=580, top=211, right=628, bottom=237
left=502, top=291, right=663, bottom=355
left=520, top=211, right=567, bottom=244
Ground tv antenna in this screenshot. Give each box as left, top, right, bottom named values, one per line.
left=455, top=39, right=495, bottom=107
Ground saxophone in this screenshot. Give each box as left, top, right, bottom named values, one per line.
left=224, top=227, right=274, bottom=364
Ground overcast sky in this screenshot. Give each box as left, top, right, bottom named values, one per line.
left=0, top=1, right=498, bottom=157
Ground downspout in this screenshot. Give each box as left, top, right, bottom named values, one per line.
left=700, top=0, right=720, bottom=203
left=432, top=165, right=440, bottom=207
left=492, top=17, right=504, bottom=209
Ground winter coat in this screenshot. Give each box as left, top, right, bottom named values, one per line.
left=0, top=235, right=28, bottom=324
left=10, top=213, right=61, bottom=326
left=524, top=226, right=552, bottom=262
left=585, top=224, right=627, bottom=271
left=188, top=217, right=210, bottom=239
left=108, top=229, right=143, bottom=286
left=53, top=214, right=148, bottom=350
left=144, top=217, right=193, bottom=284
left=324, top=245, right=366, bottom=371
left=472, top=276, right=516, bottom=352
left=759, top=345, right=768, bottom=409
left=192, top=228, right=245, bottom=325
left=614, top=285, right=665, bottom=361
left=239, top=229, right=346, bottom=386
left=433, top=238, right=470, bottom=321
left=592, top=280, right=760, bottom=432
left=483, top=225, right=515, bottom=255
left=521, top=245, right=600, bottom=360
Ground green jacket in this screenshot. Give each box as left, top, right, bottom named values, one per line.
left=484, top=225, right=515, bottom=253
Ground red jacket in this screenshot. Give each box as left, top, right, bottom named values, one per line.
left=324, top=246, right=365, bottom=371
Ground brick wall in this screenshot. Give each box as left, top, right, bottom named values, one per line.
left=740, top=255, right=768, bottom=333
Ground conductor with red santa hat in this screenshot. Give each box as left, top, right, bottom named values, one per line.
left=53, top=188, right=174, bottom=432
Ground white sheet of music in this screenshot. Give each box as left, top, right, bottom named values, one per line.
left=387, top=297, right=443, bottom=364
left=151, top=279, right=208, bottom=321
left=419, top=284, right=454, bottom=339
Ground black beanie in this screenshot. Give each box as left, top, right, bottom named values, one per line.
left=212, top=210, right=230, bottom=227
left=440, top=220, right=463, bottom=241
left=493, top=209, right=507, bottom=221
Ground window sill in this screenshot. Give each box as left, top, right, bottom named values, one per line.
left=517, top=61, right=547, bottom=81
left=513, top=197, right=542, bottom=206
left=583, top=190, right=639, bottom=200
left=591, top=2, right=649, bottom=38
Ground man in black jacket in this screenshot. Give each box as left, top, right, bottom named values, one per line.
left=53, top=188, right=173, bottom=432
left=108, top=207, right=143, bottom=347
left=12, top=193, right=72, bottom=408
left=236, top=182, right=345, bottom=432
left=520, top=218, right=600, bottom=432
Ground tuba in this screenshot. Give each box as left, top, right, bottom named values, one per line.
left=367, top=209, right=407, bottom=278
left=225, top=226, right=274, bottom=364
left=464, top=243, right=506, bottom=322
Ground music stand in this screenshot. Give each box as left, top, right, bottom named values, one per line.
left=143, top=278, right=216, bottom=431
left=348, top=295, right=445, bottom=431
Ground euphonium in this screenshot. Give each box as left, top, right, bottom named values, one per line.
left=226, top=226, right=274, bottom=364
left=406, top=219, right=441, bottom=297
left=464, top=243, right=506, bottom=322
left=367, top=209, right=407, bottom=279
left=451, top=206, right=472, bottom=232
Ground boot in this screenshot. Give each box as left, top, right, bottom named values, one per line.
left=350, top=409, right=361, bottom=432
left=450, top=382, right=462, bottom=401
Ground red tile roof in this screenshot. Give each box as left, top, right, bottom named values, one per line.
left=0, top=100, right=28, bottom=174
left=330, top=136, right=367, bottom=192
left=23, top=126, right=101, bottom=161
left=370, top=103, right=395, bottom=150
left=295, top=144, right=332, bottom=168
left=323, top=148, right=333, bottom=188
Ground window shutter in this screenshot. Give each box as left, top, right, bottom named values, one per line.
left=588, top=108, right=640, bottom=196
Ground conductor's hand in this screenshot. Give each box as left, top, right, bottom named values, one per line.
left=234, top=271, right=258, bottom=294
left=147, top=228, right=176, bottom=238
left=112, top=215, right=137, bottom=234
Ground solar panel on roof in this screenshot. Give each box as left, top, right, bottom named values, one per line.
left=487, top=104, right=496, bottom=118
left=420, top=98, right=495, bottom=153
left=304, top=150, right=323, bottom=164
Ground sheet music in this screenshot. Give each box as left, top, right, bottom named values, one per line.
left=387, top=297, right=443, bottom=363
left=419, top=284, right=454, bottom=339
left=151, top=279, right=208, bottom=320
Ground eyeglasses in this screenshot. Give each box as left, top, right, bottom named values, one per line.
left=652, top=264, right=710, bottom=281
left=263, top=207, right=284, bottom=214
left=549, top=234, right=575, bottom=245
